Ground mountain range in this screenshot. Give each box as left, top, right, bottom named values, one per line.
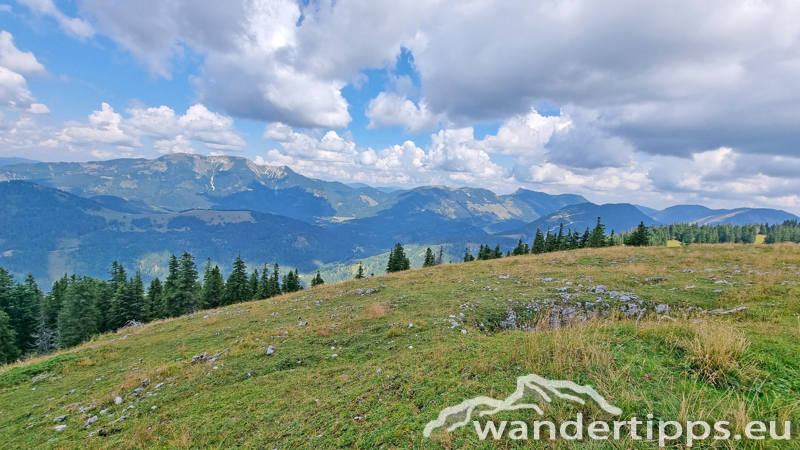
left=1, top=154, right=797, bottom=286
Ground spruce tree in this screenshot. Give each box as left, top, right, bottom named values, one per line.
left=512, top=238, right=525, bottom=256
left=311, top=271, right=325, bottom=287
left=108, top=271, right=130, bottom=330
left=6, top=274, right=40, bottom=353
left=463, top=247, right=475, bottom=262
left=423, top=247, right=435, bottom=267
left=248, top=268, right=260, bottom=300
left=354, top=263, right=365, bottom=279
left=532, top=229, right=545, bottom=254
left=201, top=265, right=225, bottom=308
left=625, top=221, right=650, bottom=246
left=162, top=254, right=180, bottom=317
left=269, top=264, right=281, bottom=296
left=58, top=277, right=102, bottom=348
left=544, top=230, right=556, bottom=252
left=257, top=263, right=272, bottom=298
left=493, top=244, right=503, bottom=259
left=0, top=310, right=19, bottom=363
left=387, top=243, right=410, bottom=272
left=435, top=246, right=444, bottom=266
left=556, top=224, right=566, bottom=250
left=580, top=228, right=591, bottom=248
left=587, top=217, right=608, bottom=248
left=145, top=278, right=163, bottom=320
left=224, top=254, right=249, bottom=306
left=127, top=272, right=146, bottom=323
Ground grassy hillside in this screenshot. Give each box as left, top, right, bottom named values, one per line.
left=1, top=244, right=799, bottom=448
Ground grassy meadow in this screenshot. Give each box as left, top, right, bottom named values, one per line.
left=1, top=243, right=799, bottom=448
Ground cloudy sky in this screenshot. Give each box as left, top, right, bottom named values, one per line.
left=1, top=0, right=800, bottom=213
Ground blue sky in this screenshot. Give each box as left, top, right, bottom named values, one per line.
left=2, top=0, right=800, bottom=214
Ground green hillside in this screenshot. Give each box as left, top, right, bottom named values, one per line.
left=1, top=244, right=799, bottom=448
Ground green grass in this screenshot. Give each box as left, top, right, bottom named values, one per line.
left=666, top=240, right=682, bottom=247
left=2, top=244, right=800, bottom=448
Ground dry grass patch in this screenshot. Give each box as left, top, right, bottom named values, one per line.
left=525, top=320, right=615, bottom=376
left=366, top=304, right=387, bottom=319
left=682, top=320, right=759, bottom=387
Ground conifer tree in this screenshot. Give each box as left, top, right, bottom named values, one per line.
left=587, top=217, right=608, bottom=248
left=224, top=254, right=250, bottom=306
left=625, top=221, right=651, bottom=246
left=512, top=238, right=525, bottom=256
left=493, top=244, right=503, bottom=259
left=556, top=224, right=566, bottom=250
left=435, top=246, right=444, bottom=266
left=4, top=274, right=41, bottom=353
left=201, top=262, right=225, bottom=308
left=580, top=228, right=591, bottom=248
left=257, top=263, right=272, bottom=299
left=145, top=278, right=163, bottom=320
left=311, top=270, right=325, bottom=287
left=269, top=264, right=281, bottom=296
left=248, top=268, right=260, bottom=299
left=354, top=263, right=365, bottom=279
left=387, top=243, right=410, bottom=272
left=128, top=271, right=145, bottom=322
left=58, top=277, right=102, bottom=348
left=423, top=248, right=435, bottom=267
left=44, top=275, right=69, bottom=329
left=0, top=310, right=19, bottom=363
left=532, top=229, right=545, bottom=254
left=162, top=254, right=180, bottom=317
left=544, top=230, right=556, bottom=252
left=463, top=247, right=475, bottom=262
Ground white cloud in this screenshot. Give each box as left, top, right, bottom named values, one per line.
left=54, top=103, right=244, bottom=156
left=0, top=66, right=49, bottom=113
left=17, top=0, right=94, bottom=39
left=365, top=93, right=442, bottom=133
left=0, top=31, right=47, bottom=76
left=155, top=135, right=194, bottom=154
left=59, top=103, right=139, bottom=147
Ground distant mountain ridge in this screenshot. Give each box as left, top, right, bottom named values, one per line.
left=651, top=205, right=798, bottom=226
left=503, top=202, right=660, bottom=239
left=0, top=181, right=352, bottom=286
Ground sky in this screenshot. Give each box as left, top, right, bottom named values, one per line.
left=1, top=0, right=800, bottom=214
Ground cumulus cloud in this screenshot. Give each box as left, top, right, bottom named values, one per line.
left=0, top=32, right=48, bottom=114
left=54, top=103, right=244, bottom=156
left=365, top=93, right=442, bottom=133
left=0, top=31, right=47, bottom=76
left=0, top=66, right=49, bottom=113
left=17, top=0, right=94, bottom=38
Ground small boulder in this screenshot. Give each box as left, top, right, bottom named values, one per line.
left=54, top=425, right=67, bottom=432
left=53, top=415, right=66, bottom=422
left=266, top=345, right=276, bottom=356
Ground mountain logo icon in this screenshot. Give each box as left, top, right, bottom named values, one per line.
left=423, top=373, right=622, bottom=437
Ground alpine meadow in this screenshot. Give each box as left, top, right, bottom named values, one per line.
left=3, top=1, right=800, bottom=449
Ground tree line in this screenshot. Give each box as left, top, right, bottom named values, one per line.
left=463, top=217, right=640, bottom=262
left=0, top=253, right=323, bottom=363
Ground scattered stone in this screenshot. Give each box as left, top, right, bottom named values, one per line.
left=99, top=409, right=108, bottom=416
left=703, top=305, right=747, bottom=315
left=151, top=406, right=157, bottom=410
left=408, top=346, right=413, bottom=349
left=53, top=415, right=66, bottom=422
left=685, top=285, right=696, bottom=290
left=592, top=285, right=607, bottom=294
left=85, top=416, right=98, bottom=428
left=461, top=329, right=467, bottom=334
left=54, top=425, right=67, bottom=432
left=655, top=304, right=669, bottom=314
left=266, top=345, right=276, bottom=356
left=331, top=354, right=338, bottom=358
left=114, top=397, right=122, bottom=405
left=141, top=378, right=150, bottom=388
